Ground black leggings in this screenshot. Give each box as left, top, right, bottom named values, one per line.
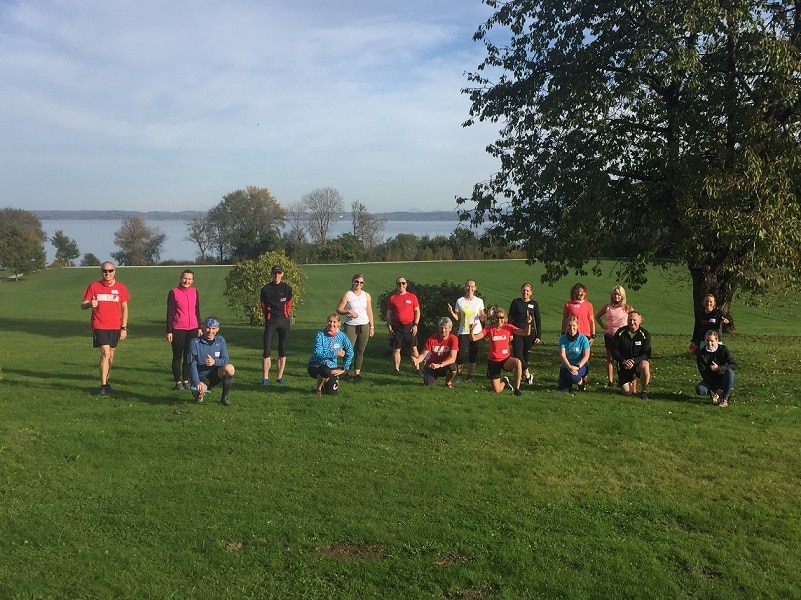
left=511, top=333, right=534, bottom=371
left=457, top=334, right=479, bottom=365
left=263, top=317, right=290, bottom=358
left=171, top=329, right=196, bottom=381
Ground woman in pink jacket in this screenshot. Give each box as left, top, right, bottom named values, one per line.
left=166, top=269, right=202, bottom=390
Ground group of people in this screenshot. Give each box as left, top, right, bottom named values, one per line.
left=81, top=263, right=736, bottom=407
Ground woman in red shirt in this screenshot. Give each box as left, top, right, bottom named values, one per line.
left=470, top=309, right=531, bottom=396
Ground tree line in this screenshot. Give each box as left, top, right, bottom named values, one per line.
left=0, top=186, right=504, bottom=276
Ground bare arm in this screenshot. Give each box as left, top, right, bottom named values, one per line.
left=120, top=301, right=129, bottom=341
left=366, top=292, right=375, bottom=337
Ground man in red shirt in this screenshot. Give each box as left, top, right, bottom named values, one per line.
left=81, top=261, right=130, bottom=396
left=386, top=277, right=421, bottom=373
left=412, top=317, right=459, bottom=387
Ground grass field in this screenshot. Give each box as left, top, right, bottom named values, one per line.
left=1, top=260, right=800, bottom=599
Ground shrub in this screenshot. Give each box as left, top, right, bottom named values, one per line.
left=224, top=251, right=307, bottom=325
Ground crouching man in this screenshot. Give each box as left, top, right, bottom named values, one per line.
left=611, top=311, right=651, bottom=400
left=188, top=316, right=236, bottom=406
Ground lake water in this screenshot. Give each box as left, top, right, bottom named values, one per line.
left=41, top=218, right=477, bottom=263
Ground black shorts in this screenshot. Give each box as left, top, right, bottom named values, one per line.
left=199, top=369, right=223, bottom=390
left=617, top=363, right=644, bottom=385
left=486, top=359, right=508, bottom=380
left=457, top=334, right=479, bottom=365
left=423, top=363, right=456, bottom=386
left=390, top=323, right=417, bottom=350
left=307, top=364, right=335, bottom=379
left=93, top=329, right=120, bottom=348
left=604, top=333, right=616, bottom=351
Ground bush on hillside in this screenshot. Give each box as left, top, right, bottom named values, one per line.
left=224, top=251, right=307, bottom=326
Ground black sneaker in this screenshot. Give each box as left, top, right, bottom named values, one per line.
left=220, top=396, right=231, bottom=406
left=513, top=388, right=522, bottom=396
left=98, top=385, right=110, bottom=397
left=173, top=382, right=185, bottom=391
left=353, top=374, right=363, bottom=383
left=502, top=376, right=513, bottom=391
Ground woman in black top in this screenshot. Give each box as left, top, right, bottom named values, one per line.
left=508, top=282, right=542, bottom=385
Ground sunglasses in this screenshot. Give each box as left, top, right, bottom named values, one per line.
left=101, top=269, right=115, bottom=273
left=353, top=280, right=365, bottom=284
left=396, top=281, right=407, bottom=285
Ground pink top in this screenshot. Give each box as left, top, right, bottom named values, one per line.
left=602, top=305, right=629, bottom=336
left=563, top=299, right=595, bottom=336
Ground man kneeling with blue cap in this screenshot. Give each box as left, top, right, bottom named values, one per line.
left=188, top=316, right=236, bottom=406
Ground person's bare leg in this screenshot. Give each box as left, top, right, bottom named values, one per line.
left=467, top=362, right=476, bottom=380
left=277, top=356, right=286, bottom=379
left=512, top=359, right=522, bottom=389
left=99, top=345, right=114, bottom=385
left=606, top=350, right=614, bottom=384
left=262, top=357, right=271, bottom=380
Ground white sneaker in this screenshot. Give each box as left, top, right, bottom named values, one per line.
left=502, top=376, right=513, bottom=391
left=524, top=373, right=533, bottom=385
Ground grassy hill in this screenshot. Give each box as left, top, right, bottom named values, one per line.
left=1, top=261, right=799, bottom=599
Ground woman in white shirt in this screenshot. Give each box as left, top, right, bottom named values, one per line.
left=447, top=279, right=486, bottom=382
left=336, top=273, right=375, bottom=382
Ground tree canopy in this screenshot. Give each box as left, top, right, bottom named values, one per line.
left=209, top=186, right=286, bottom=262
left=50, top=230, right=80, bottom=266
left=111, top=217, right=166, bottom=265
left=459, top=0, right=801, bottom=318
left=0, top=207, right=46, bottom=278
left=303, top=187, right=344, bottom=245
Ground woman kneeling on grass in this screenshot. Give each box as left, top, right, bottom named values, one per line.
left=695, top=330, right=736, bottom=407
left=307, top=313, right=354, bottom=396
left=470, top=308, right=531, bottom=396
left=412, top=317, right=459, bottom=387
left=558, top=315, right=591, bottom=393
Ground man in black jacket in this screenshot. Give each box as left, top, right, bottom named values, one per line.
left=611, top=311, right=652, bottom=400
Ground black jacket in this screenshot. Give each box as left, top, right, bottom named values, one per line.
left=611, top=326, right=651, bottom=364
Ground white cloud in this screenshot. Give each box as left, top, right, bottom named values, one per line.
left=0, top=0, right=499, bottom=211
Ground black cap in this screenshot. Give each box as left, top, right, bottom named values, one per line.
left=271, top=265, right=283, bottom=274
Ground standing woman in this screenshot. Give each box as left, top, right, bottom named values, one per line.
left=166, top=269, right=202, bottom=390
left=448, top=279, right=486, bottom=382
left=508, top=282, right=542, bottom=385
left=595, top=285, right=634, bottom=387
left=690, top=294, right=730, bottom=353
left=336, top=273, right=375, bottom=382
left=562, top=283, right=596, bottom=342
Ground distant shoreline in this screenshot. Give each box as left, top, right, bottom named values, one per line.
left=34, top=209, right=463, bottom=222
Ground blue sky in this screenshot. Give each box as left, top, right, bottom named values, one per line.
left=0, top=0, right=500, bottom=213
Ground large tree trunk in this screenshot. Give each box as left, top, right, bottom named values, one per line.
left=689, top=263, right=739, bottom=334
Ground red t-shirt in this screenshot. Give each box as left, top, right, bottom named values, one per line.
left=387, top=292, right=419, bottom=326
left=563, top=299, right=595, bottom=336
left=83, top=279, right=130, bottom=330
left=423, top=333, right=458, bottom=366
left=485, top=323, right=517, bottom=362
